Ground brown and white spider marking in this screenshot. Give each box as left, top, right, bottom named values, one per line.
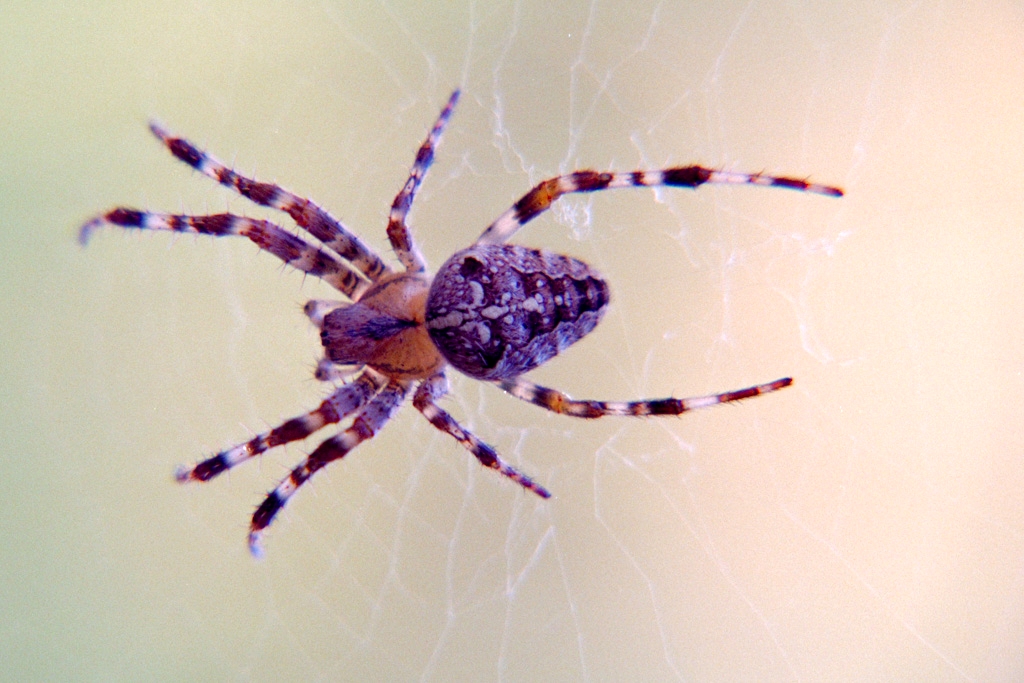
left=81, top=90, right=842, bottom=557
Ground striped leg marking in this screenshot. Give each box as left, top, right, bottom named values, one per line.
left=176, top=370, right=387, bottom=483
left=477, top=166, right=844, bottom=245
left=497, top=376, right=794, bottom=418
left=248, top=379, right=411, bottom=557
left=413, top=374, right=550, bottom=498
left=79, top=209, right=371, bottom=299
left=145, top=121, right=390, bottom=281
left=387, top=89, right=460, bottom=272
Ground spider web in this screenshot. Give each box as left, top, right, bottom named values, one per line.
left=6, top=0, right=1024, bottom=680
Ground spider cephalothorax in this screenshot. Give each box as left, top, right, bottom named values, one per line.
left=319, top=272, right=442, bottom=379
left=81, top=89, right=842, bottom=556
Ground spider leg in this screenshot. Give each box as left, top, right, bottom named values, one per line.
left=176, top=369, right=387, bottom=483
left=248, top=378, right=412, bottom=557
left=477, top=166, right=843, bottom=245
left=386, top=89, right=460, bottom=272
left=145, top=121, right=390, bottom=281
left=413, top=373, right=550, bottom=498
left=80, top=209, right=371, bottom=299
left=496, top=376, right=793, bottom=418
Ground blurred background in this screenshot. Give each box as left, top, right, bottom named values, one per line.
left=2, top=1, right=1023, bottom=680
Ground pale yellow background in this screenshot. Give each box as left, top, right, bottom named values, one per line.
left=2, top=1, right=1022, bottom=680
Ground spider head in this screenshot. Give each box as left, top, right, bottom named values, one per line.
left=319, top=272, right=446, bottom=381
left=320, top=304, right=417, bottom=365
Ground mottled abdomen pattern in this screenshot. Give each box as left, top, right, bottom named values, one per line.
left=426, top=244, right=609, bottom=380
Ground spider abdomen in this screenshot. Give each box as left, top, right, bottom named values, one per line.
left=426, top=244, right=609, bottom=380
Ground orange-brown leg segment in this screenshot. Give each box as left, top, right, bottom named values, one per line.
left=496, top=376, right=793, bottom=417
left=477, top=167, right=843, bottom=245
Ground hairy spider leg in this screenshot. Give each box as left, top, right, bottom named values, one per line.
left=79, top=210, right=370, bottom=299
left=413, top=373, right=551, bottom=499
left=176, top=369, right=388, bottom=483
left=146, top=120, right=390, bottom=282
left=496, top=376, right=793, bottom=418
left=248, top=378, right=412, bottom=558
left=387, top=89, right=461, bottom=273
left=477, top=166, right=844, bottom=245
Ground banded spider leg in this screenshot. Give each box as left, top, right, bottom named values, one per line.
left=464, top=157, right=841, bottom=422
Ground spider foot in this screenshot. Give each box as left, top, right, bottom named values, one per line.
left=174, top=440, right=257, bottom=483
left=174, top=451, right=232, bottom=483
left=248, top=529, right=267, bottom=559
left=77, top=216, right=105, bottom=246
left=248, top=497, right=281, bottom=559
left=248, top=481, right=294, bottom=558
left=173, top=463, right=194, bottom=483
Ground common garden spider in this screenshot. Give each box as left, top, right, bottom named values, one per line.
left=81, top=90, right=842, bottom=556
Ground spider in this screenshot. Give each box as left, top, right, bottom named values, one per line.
left=81, top=89, right=842, bottom=557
